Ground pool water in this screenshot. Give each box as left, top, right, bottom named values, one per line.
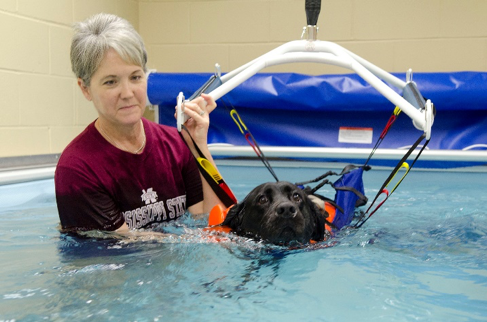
left=1, top=164, right=486, bottom=321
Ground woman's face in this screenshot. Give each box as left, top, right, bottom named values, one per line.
left=79, top=48, right=147, bottom=127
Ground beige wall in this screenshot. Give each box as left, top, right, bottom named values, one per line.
left=0, top=0, right=138, bottom=158
left=1, top=0, right=486, bottom=158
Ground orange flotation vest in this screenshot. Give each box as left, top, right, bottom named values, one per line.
left=206, top=204, right=233, bottom=234
left=207, top=202, right=337, bottom=243
left=323, top=202, right=336, bottom=234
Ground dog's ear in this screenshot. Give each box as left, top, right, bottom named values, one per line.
left=308, top=198, right=327, bottom=242
left=221, top=202, right=246, bottom=232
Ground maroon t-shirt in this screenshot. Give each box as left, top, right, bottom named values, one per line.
left=55, top=118, right=203, bottom=231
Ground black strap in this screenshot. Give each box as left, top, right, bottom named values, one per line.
left=179, top=127, right=236, bottom=208
left=219, top=100, right=279, bottom=182
left=364, top=109, right=400, bottom=167
left=355, top=133, right=430, bottom=228
left=295, top=170, right=338, bottom=186
left=334, top=185, right=368, bottom=207
left=374, top=133, right=427, bottom=202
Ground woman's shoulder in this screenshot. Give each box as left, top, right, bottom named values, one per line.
left=144, top=118, right=184, bottom=144
left=144, top=118, right=177, bottom=135
left=143, top=119, right=194, bottom=161
left=57, top=122, right=100, bottom=165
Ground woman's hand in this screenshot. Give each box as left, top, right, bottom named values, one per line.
left=176, top=93, right=216, bottom=147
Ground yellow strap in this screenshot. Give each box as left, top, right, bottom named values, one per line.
left=197, top=157, right=222, bottom=184
left=393, top=106, right=402, bottom=116
left=385, top=162, right=410, bottom=193
left=230, top=109, right=248, bottom=134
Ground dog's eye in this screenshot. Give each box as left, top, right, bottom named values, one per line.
left=258, top=195, right=269, bottom=205
left=292, top=193, right=302, bottom=203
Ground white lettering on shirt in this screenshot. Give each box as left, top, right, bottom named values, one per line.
left=122, top=194, right=187, bottom=229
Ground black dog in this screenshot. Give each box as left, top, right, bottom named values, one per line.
left=221, top=181, right=327, bottom=245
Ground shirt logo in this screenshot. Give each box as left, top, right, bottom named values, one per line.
left=141, top=188, right=158, bottom=205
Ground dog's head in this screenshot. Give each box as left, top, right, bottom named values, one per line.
left=222, top=181, right=327, bottom=245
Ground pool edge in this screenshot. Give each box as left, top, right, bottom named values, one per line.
left=1, top=149, right=486, bottom=186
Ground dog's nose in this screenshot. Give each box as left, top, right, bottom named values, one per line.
left=276, top=202, right=297, bottom=218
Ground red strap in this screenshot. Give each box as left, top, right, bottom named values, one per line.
left=380, top=114, right=397, bottom=139
left=359, top=189, right=389, bottom=226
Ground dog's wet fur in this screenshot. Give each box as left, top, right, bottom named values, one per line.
left=222, top=181, right=327, bottom=246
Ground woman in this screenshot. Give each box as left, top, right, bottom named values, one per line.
left=55, top=13, right=227, bottom=233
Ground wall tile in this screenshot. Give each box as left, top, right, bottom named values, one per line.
left=0, top=0, right=16, bottom=12
left=116, top=0, right=139, bottom=29
left=312, top=0, right=353, bottom=42
left=394, top=38, right=487, bottom=72
left=440, top=0, right=487, bottom=38
left=190, top=1, right=270, bottom=43
left=19, top=74, right=74, bottom=126
left=352, top=0, right=441, bottom=40
left=228, top=43, right=277, bottom=72
left=139, top=2, right=190, bottom=45
left=0, top=128, right=50, bottom=157
left=484, top=39, right=487, bottom=70
left=18, top=0, right=73, bottom=25
left=75, top=84, right=99, bottom=126
left=73, top=0, right=120, bottom=22
left=269, top=0, right=306, bottom=42
left=0, top=71, right=20, bottom=126
left=50, top=26, right=73, bottom=77
left=0, top=13, right=50, bottom=73
left=148, top=44, right=229, bottom=73
left=50, top=125, right=86, bottom=153
left=342, top=41, right=395, bottom=73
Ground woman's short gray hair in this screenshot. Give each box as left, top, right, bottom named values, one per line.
left=71, top=13, right=148, bottom=86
